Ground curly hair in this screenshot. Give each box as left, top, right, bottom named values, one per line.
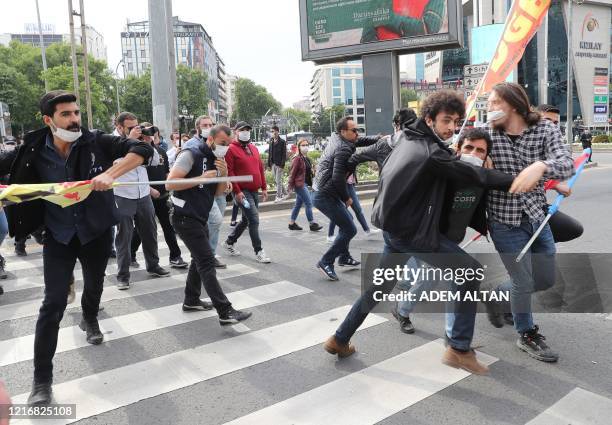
left=419, top=90, right=466, bottom=121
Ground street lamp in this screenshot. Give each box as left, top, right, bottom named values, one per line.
left=567, top=0, right=585, bottom=144
left=114, top=59, right=124, bottom=115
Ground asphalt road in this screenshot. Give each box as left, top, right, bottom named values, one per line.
left=0, top=154, right=611, bottom=425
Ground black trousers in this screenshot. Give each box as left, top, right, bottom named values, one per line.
left=33, top=229, right=111, bottom=383
left=132, top=197, right=182, bottom=260
left=172, top=214, right=232, bottom=314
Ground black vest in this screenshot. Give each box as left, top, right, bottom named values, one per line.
left=171, top=139, right=216, bottom=224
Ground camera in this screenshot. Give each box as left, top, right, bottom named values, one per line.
left=140, top=125, right=159, bottom=137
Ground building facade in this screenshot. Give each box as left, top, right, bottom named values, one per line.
left=121, top=17, right=222, bottom=120
left=226, top=74, right=238, bottom=121
left=310, top=61, right=366, bottom=131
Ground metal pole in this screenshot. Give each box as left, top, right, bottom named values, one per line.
left=114, top=60, right=123, bottom=114
left=68, top=0, right=80, bottom=103
left=566, top=0, right=574, bottom=145
left=79, top=0, right=93, bottom=130
left=34, top=0, right=49, bottom=91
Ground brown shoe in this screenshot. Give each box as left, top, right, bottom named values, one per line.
left=441, top=346, right=489, bottom=375
left=323, top=335, right=355, bottom=358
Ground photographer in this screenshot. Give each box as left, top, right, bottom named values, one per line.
left=113, top=113, right=169, bottom=290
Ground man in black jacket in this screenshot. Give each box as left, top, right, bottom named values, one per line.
left=267, top=125, right=288, bottom=201
left=323, top=90, right=533, bottom=375
left=0, top=91, right=153, bottom=405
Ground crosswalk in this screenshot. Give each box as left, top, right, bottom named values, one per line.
left=1, top=234, right=611, bottom=425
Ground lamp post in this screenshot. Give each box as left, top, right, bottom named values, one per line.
left=566, top=0, right=585, bottom=144
left=114, top=59, right=124, bottom=114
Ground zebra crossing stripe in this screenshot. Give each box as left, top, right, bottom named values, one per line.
left=0, top=263, right=258, bottom=323
left=525, top=387, right=612, bottom=425
left=10, top=306, right=387, bottom=424
left=224, top=339, right=498, bottom=425
left=0, top=281, right=312, bottom=367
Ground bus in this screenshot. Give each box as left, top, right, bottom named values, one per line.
left=286, top=132, right=314, bottom=144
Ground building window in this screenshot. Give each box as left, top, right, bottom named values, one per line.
left=127, top=63, right=133, bottom=71
left=332, top=68, right=340, bottom=77
left=333, top=87, right=341, bottom=97
left=356, top=79, right=364, bottom=104
left=345, top=108, right=354, bottom=116
left=141, top=50, right=146, bottom=58
left=332, top=78, right=340, bottom=88
left=125, top=50, right=132, bottom=58
left=357, top=116, right=365, bottom=124
left=343, top=67, right=351, bottom=74
left=357, top=107, right=365, bottom=115
left=355, top=68, right=363, bottom=75
left=333, top=97, right=342, bottom=105
left=344, top=79, right=353, bottom=105
left=182, top=49, right=187, bottom=57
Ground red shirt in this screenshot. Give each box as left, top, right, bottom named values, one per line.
left=225, top=140, right=267, bottom=194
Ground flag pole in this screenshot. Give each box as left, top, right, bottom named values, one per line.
left=112, top=175, right=253, bottom=187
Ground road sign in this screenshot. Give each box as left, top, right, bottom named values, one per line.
left=463, top=76, right=483, bottom=89
left=475, top=101, right=488, bottom=110
left=594, top=95, right=608, bottom=104
left=463, top=63, right=488, bottom=77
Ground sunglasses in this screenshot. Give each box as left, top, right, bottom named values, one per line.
left=348, top=128, right=359, bottom=134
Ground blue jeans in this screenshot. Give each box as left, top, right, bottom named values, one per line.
left=208, top=195, right=228, bottom=255
left=334, top=232, right=482, bottom=351
left=226, top=190, right=262, bottom=253
left=0, top=209, right=8, bottom=247
left=328, top=184, right=369, bottom=236
left=488, top=217, right=556, bottom=333
left=313, top=191, right=357, bottom=266
left=290, top=186, right=314, bottom=222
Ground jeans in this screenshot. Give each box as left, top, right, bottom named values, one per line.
left=226, top=190, right=262, bottom=254
left=115, top=196, right=160, bottom=280
left=272, top=164, right=287, bottom=198
left=488, top=217, right=556, bottom=333
left=328, top=184, right=369, bottom=236
left=313, top=191, right=357, bottom=266
left=131, top=197, right=182, bottom=260
left=34, top=229, right=111, bottom=383
left=0, top=209, right=8, bottom=247
left=231, top=203, right=240, bottom=223
left=172, top=214, right=232, bottom=314
left=290, top=186, right=314, bottom=222
left=208, top=195, right=228, bottom=254
left=334, top=232, right=482, bottom=351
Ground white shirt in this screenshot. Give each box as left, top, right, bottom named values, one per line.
left=112, top=129, right=160, bottom=200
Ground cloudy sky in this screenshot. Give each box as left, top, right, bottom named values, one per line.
left=0, top=0, right=316, bottom=107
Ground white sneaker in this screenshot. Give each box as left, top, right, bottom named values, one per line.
left=255, top=249, right=271, bottom=263
left=223, top=241, right=241, bottom=256
left=366, top=228, right=382, bottom=238
left=326, top=236, right=335, bottom=244
left=274, top=195, right=283, bottom=203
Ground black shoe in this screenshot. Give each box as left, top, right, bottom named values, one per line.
left=309, top=222, right=323, bottom=232
left=116, top=276, right=130, bottom=290
left=338, top=257, right=361, bottom=268
left=148, top=265, right=170, bottom=277
left=28, top=381, right=53, bottom=406
left=483, top=300, right=504, bottom=328
left=33, top=231, right=44, bottom=245
left=130, top=260, right=140, bottom=268
left=79, top=318, right=104, bottom=345
left=0, top=284, right=3, bottom=295
left=0, top=255, right=7, bottom=279
left=214, top=258, right=227, bottom=269
left=182, top=299, right=214, bottom=311
left=219, top=307, right=252, bottom=325
left=517, top=325, right=559, bottom=362
left=169, top=257, right=189, bottom=269
left=288, top=223, right=303, bottom=231
left=391, top=305, right=415, bottom=334
left=15, top=245, right=27, bottom=256
left=317, top=262, right=339, bottom=281
left=110, top=250, right=117, bottom=259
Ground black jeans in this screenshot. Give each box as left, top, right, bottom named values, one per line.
left=172, top=214, right=232, bottom=314
left=132, top=197, right=182, bottom=260
left=34, top=230, right=111, bottom=383
left=226, top=190, right=262, bottom=253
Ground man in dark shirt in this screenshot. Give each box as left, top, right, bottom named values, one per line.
left=580, top=128, right=593, bottom=163
left=167, top=124, right=251, bottom=323
left=0, top=90, right=153, bottom=405
left=267, top=125, right=287, bottom=201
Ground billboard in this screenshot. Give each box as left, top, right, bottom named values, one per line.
left=299, top=0, right=463, bottom=63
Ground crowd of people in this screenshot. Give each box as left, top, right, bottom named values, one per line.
left=0, top=81, right=586, bottom=406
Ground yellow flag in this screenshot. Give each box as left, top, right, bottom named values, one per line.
left=0, top=181, right=93, bottom=208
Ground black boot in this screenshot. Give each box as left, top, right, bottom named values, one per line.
left=79, top=318, right=104, bottom=345
left=28, top=381, right=53, bottom=405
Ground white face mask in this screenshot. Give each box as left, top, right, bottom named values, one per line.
left=487, top=110, right=506, bottom=123
left=213, top=144, right=229, bottom=158
left=238, top=131, right=250, bottom=142
left=50, top=122, right=82, bottom=143
left=460, top=154, right=484, bottom=167
left=300, top=146, right=309, bottom=155
left=200, top=128, right=210, bottom=139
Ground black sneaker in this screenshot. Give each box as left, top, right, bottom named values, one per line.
left=483, top=300, right=504, bottom=328
left=288, top=223, right=303, bottom=231
left=219, top=307, right=252, bottom=325
left=130, top=260, right=140, bottom=268
left=148, top=265, right=170, bottom=277
left=214, top=258, right=227, bottom=269
left=110, top=250, right=117, bottom=259
left=169, top=257, right=189, bottom=269
left=116, top=276, right=130, bottom=290
left=28, top=381, right=53, bottom=406
left=517, top=325, right=559, bottom=362
left=338, top=257, right=361, bottom=268
left=391, top=305, right=415, bottom=334
left=0, top=255, right=7, bottom=279
left=317, top=262, right=339, bottom=281
left=15, top=245, right=27, bottom=256
left=182, top=299, right=213, bottom=312
left=0, top=284, right=3, bottom=295
left=79, top=318, right=104, bottom=345
left=309, top=222, right=323, bottom=232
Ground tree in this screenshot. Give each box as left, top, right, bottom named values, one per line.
left=283, top=108, right=312, bottom=132
left=120, top=70, right=153, bottom=124
left=310, top=104, right=346, bottom=138
left=401, top=88, right=418, bottom=107
left=232, top=78, right=281, bottom=124
left=176, top=64, right=208, bottom=119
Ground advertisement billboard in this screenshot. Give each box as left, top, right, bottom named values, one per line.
left=299, top=0, right=463, bottom=63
